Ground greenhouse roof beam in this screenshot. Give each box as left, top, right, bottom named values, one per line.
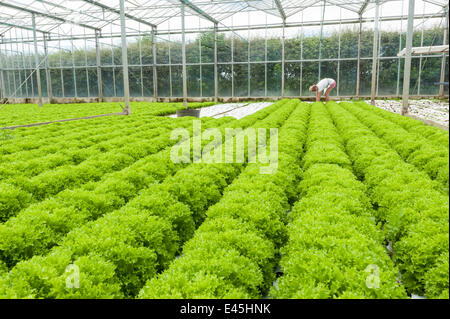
left=359, top=0, right=370, bottom=15
left=80, top=0, right=157, bottom=29
left=422, top=0, right=448, bottom=8
left=0, top=1, right=100, bottom=31
left=0, top=21, right=48, bottom=35
left=3, top=12, right=445, bottom=44
left=179, top=0, right=219, bottom=24
left=274, top=0, right=286, bottom=20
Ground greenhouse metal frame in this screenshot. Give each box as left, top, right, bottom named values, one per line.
left=0, top=0, right=448, bottom=114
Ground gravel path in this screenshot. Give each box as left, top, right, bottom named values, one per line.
left=168, top=102, right=274, bottom=119
left=374, top=99, right=449, bottom=127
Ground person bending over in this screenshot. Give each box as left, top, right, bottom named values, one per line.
left=309, top=78, right=336, bottom=102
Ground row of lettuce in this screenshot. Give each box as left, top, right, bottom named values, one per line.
left=272, top=102, right=406, bottom=298
left=138, top=100, right=309, bottom=298
left=0, top=102, right=217, bottom=222
left=356, top=100, right=448, bottom=150
left=0, top=100, right=293, bottom=297
left=0, top=116, right=201, bottom=222
left=344, top=101, right=448, bottom=193
left=141, top=101, right=448, bottom=299
left=0, top=111, right=238, bottom=266
left=1, top=99, right=448, bottom=298
left=327, top=102, right=448, bottom=299
left=0, top=102, right=216, bottom=127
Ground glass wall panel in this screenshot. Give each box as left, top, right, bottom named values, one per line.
left=88, top=69, right=98, bottom=98
left=233, top=64, right=248, bottom=97
left=156, top=66, right=170, bottom=97
left=285, top=34, right=301, bottom=61
left=171, top=66, right=183, bottom=97
left=141, top=36, right=154, bottom=65
left=186, top=36, right=200, bottom=64
left=217, top=33, right=232, bottom=63
left=301, top=61, right=319, bottom=96
left=201, top=32, right=214, bottom=64
left=202, top=65, right=214, bottom=97
left=359, top=59, right=372, bottom=95
left=187, top=65, right=200, bottom=97
left=101, top=68, right=115, bottom=97
left=419, top=57, right=441, bottom=95
left=285, top=62, right=300, bottom=97
left=218, top=64, right=232, bottom=96
left=267, top=63, right=281, bottom=96
left=321, top=25, right=339, bottom=60
left=75, top=69, right=88, bottom=97
left=340, top=25, right=359, bottom=59
left=129, top=66, right=142, bottom=97
left=156, top=41, right=170, bottom=65
left=378, top=58, right=398, bottom=95
left=339, top=60, right=357, bottom=96
left=114, top=67, right=124, bottom=97
left=250, top=63, right=265, bottom=97
left=233, top=37, right=248, bottom=63
left=302, top=26, right=321, bottom=60
left=50, top=69, right=63, bottom=97
left=267, top=31, right=282, bottom=61
left=62, top=68, right=75, bottom=97
left=250, top=38, right=265, bottom=62
left=142, top=66, right=154, bottom=96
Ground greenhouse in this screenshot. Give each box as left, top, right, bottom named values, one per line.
left=0, top=0, right=448, bottom=105
left=0, top=0, right=448, bottom=303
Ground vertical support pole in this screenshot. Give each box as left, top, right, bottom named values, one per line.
left=439, top=8, right=448, bottom=98
left=402, top=0, right=415, bottom=115
left=248, top=42, right=250, bottom=97
left=214, top=22, right=218, bottom=102
left=396, top=5, right=404, bottom=97
left=152, top=27, right=158, bottom=99
left=43, top=34, right=52, bottom=102
left=10, top=41, right=17, bottom=99
left=318, top=0, right=326, bottom=81
left=265, top=16, right=268, bottom=97
left=138, top=27, right=144, bottom=97
left=6, top=45, right=12, bottom=98
left=95, top=30, right=103, bottom=101
left=59, top=39, right=64, bottom=97
left=17, top=29, right=25, bottom=98
left=247, top=12, right=250, bottom=98
left=0, top=45, right=6, bottom=101
left=248, top=35, right=250, bottom=95
left=169, top=21, right=174, bottom=98
left=376, top=8, right=382, bottom=97
left=281, top=19, right=286, bottom=97
left=14, top=30, right=22, bottom=98
left=370, top=0, right=380, bottom=105
left=300, top=11, right=304, bottom=97
left=231, top=31, right=234, bottom=98
left=337, top=8, right=342, bottom=97
left=417, top=4, right=425, bottom=96
left=181, top=3, right=188, bottom=107
left=71, top=34, right=77, bottom=98
left=32, top=13, right=43, bottom=107
left=119, top=0, right=131, bottom=114
left=356, top=15, right=362, bottom=97
left=198, top=23, right=202, bottom=98
left=84, top=31, right=90, bottom=98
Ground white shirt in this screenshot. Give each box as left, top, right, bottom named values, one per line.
left=316, top=78, right=335, bottom=94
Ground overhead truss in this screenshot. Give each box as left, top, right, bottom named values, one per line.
left=0, top=0, right=448, bottom=39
